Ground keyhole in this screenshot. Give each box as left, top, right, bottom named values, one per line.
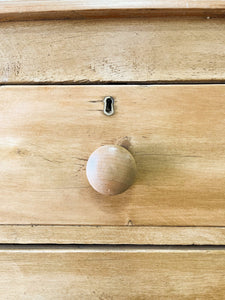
left=106, top=98, right=112, bottom=113
left=103, top=96, right=114, bottom=116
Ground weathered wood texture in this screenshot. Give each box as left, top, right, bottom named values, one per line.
left=0, top=85, right=224, bottom=226
left=0, top=226, right=225, bottom=245
left=1, top=18, right=225, bottom=83
left=0, top=247, right=224, bottom=299
left=1, top=0, right=225, bottom=20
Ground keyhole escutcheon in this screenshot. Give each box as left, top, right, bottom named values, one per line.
left=103, top=96, right=114, bottom=116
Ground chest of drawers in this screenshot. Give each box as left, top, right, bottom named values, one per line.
left=0, top=1, right=225, bottom=299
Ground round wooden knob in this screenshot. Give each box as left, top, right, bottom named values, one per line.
left=86, top=145, right=136, bottom=195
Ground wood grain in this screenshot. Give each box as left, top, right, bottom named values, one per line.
left=0, top=225, right=224, bottom=245
left=1, top=18, right=225, bottom=83
left=0, top=0, right=225, bottom=21
left=2, top=0, right=225, bottom=11
left=0, top=85, right=224, bottom=226
left=0, top=247, right=224, bottom=299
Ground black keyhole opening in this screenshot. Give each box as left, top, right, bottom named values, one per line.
left=105, top=97, right=112, bottom=113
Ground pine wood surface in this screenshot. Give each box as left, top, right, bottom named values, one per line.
left=0, top=247, right=224, bottom=299
left=0, top=0, right=225, bottom=21
left=0, top=18, right=225, bottom=83
left=0, top=85, right=224, bottom=227
left=0, top=225, right=224, bottom=245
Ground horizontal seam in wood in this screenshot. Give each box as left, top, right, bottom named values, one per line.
left=0, top=244, right=224, bottom=251
left=2, top=81, right=225, bottom=86
left=0, top=225, right=225, bottom=228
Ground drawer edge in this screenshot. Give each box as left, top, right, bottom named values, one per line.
left=0, top=225, right=224, bottom=245
left=1, top=1, right=225, bottom=22
left=0, top=246, right=224, bottom=299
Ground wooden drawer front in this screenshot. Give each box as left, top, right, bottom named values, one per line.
left=0, top=17, right=225, bottom=83
left=0, top=247, right=224, bottom=299
left=0, top=85, right=224, bottom=226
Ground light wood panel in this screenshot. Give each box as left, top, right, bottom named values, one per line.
left=2, top=0, right=225, bottom=12
left=0, top=0, right=225, bottom=21
left=0, top=247, right=224, bottom=299
left=0, top=225, right=224, bottom=245
left=0, top=85, right=224, bottom=226
left=1, top=17, right=225, bottom=83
